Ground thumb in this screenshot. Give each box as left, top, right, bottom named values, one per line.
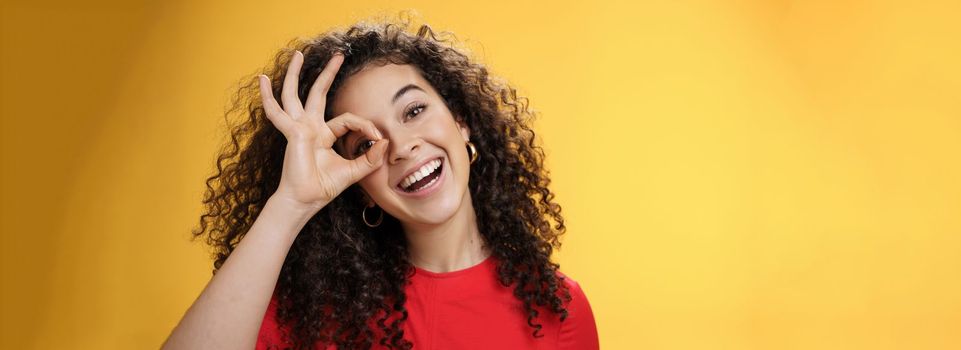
left=348, top=139, right=389, bottom=182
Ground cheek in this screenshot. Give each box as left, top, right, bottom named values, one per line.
left=424, top=117, right=463, bottom=144
left=359, top=165, right=391, bottom=193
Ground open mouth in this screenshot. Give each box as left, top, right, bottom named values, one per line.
left=397, top=157, right=444, bottom=193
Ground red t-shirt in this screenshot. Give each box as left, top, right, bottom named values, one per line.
left=257, top=254, right=599, bottom=349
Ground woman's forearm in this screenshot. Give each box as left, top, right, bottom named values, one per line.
left=162, top=196, right=319, bottom=350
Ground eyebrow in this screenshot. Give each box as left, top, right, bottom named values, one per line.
left=392, top=84, right=425, bottom=103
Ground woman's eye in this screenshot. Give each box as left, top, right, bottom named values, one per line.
left=405, top=103, right=426, bottom=119
left=354, top=139, right=374, bottom=157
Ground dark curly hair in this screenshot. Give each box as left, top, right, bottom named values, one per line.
left=191, top=16, right=570, bottom=349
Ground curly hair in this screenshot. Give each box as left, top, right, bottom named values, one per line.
left=191, top=16, right=570, bottom=349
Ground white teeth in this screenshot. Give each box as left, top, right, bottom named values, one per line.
left=400, top=159, right=441, bottom=189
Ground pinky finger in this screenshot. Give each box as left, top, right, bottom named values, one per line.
left=258, top=75, right=294, bottom=133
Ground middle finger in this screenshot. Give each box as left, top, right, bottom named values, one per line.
left=304, top=52, right=345, bottom=117
left=281, top=50, right=306, bottom=118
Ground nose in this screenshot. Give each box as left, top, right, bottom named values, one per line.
left=388, top=133, right=422, bottom=165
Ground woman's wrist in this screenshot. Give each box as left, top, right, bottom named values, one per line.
left=264, top=195, right=324, bottom=228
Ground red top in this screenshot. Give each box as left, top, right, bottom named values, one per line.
left=257, top=254, right=599, bottom=349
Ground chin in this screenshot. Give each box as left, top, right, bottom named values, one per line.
left=398, top=189, right=465, bottom=225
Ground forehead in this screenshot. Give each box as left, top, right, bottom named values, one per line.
left=331, top=63, right=435, bottom=117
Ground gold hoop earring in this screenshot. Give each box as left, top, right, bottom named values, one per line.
left=362, top=204, right=383, bottom=227
left=466, top=141, right=478, bottom=164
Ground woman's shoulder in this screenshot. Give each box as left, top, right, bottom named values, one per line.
left=257, top=293, right=338, bottom=350
left=257, top=293, right=296, bottom=350
left=553, top=269, right=600, bottom=349
left=555, top=269, right=590, bottom=304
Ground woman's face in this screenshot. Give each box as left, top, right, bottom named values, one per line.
left=330, top=63, right=472, bottom=226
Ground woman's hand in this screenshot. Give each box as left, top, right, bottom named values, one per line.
left=258, top=50, right=389, bottom=213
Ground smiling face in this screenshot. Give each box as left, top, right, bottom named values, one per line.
left=330, top=63, right=473, bottom=227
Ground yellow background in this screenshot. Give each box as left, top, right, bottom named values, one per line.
left=2, top=0, right=959, bottom=349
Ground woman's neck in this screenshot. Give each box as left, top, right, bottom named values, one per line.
left=401, top=191, right=490, bottom=273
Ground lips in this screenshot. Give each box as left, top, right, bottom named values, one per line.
left=400, top=163, right=442, bottom=192
left=393, top=156, right=446, bottom=198
left=395, top=156, right=443, bottom=190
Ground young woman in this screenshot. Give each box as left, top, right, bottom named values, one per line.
left=163, top=19, right=598, bottom=349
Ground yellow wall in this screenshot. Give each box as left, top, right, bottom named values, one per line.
left=2, top=0, right=959, bottom=349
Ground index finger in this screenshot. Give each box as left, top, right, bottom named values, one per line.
left=304, top=52, right=345, bottom=117
left=323, top=113, right=382, bottom=147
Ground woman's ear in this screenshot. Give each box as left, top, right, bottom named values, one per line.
left=456, top=118, right=471, bottom=142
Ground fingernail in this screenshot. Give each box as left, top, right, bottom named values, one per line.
left=372, top=140, right=388, bottom=163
